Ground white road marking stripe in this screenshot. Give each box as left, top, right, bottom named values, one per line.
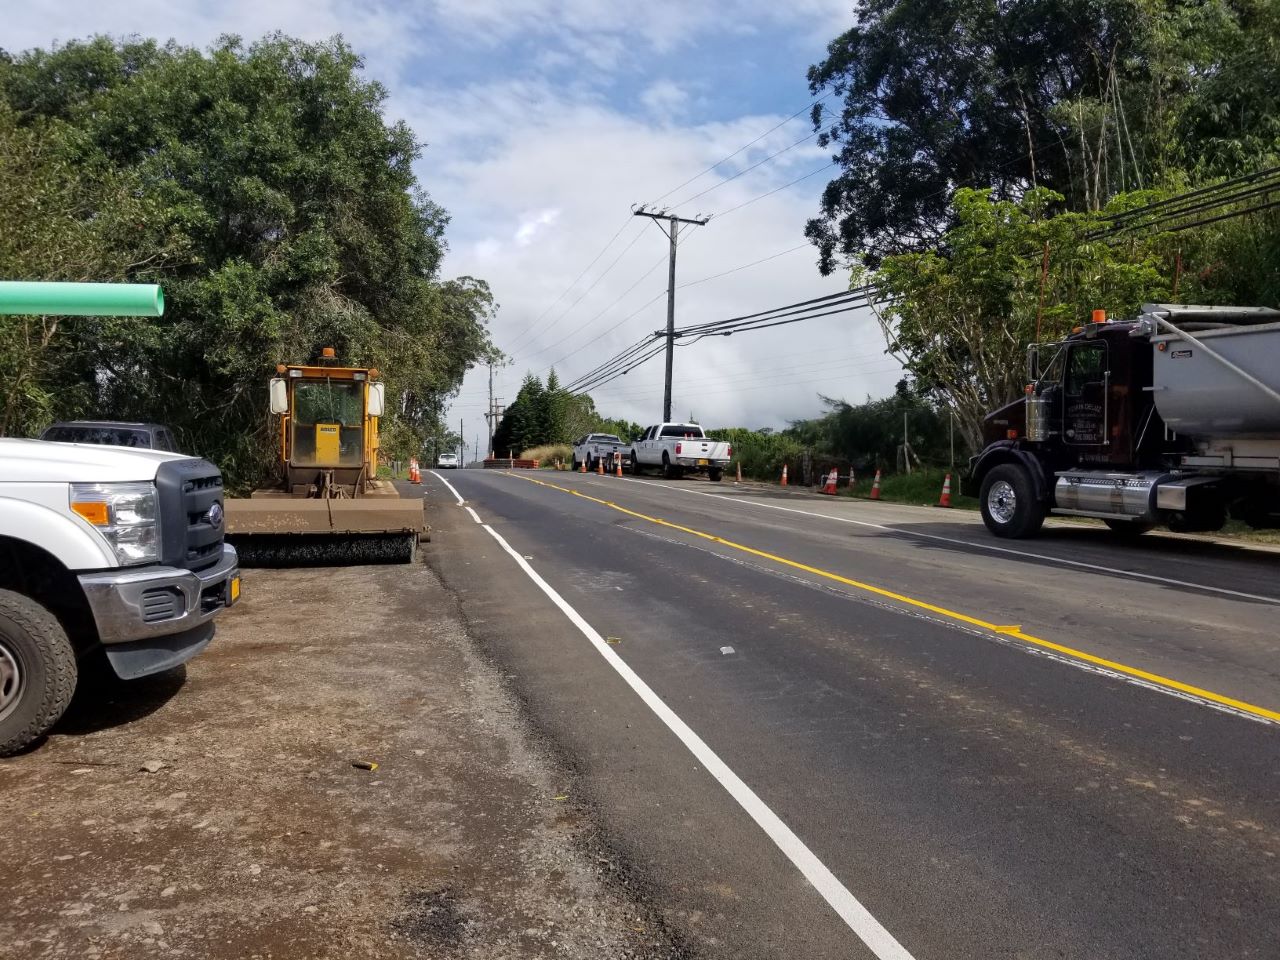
left=464, top=506, right=483, bottom=524
left=430, top=470, right=466, bottom=505
left=610, top=475, right=1280, bottom=606
left=480, top=520, right=917, bottom=960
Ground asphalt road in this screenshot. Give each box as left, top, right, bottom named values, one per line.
left=418, top=468, right=1280, bottom=960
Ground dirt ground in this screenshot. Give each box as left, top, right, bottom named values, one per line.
left=0, top=555, right=679, bottom=959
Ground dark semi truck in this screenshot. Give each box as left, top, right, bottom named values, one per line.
left=970, top=303, right=1280, bottom=538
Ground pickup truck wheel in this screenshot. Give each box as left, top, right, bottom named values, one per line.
left=571, top=456, right=580, bottom=471
left=0, top=589, right=77, bottom=756
left=708, top=467, right=724, bottom=482
left=662, top=453, right=677, bottom=480
left=979, top=464, right=1045, bottom=539
left=629, top=452, right=641, bottom=476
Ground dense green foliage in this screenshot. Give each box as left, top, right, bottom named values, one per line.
left=0, top=35, right=493, bottom=484
left=807, top=0, right=1280, bottom=269
left=871, top=186, right=1170, bottom=449
left=492, top=370, right=642, bottom=456
left=709, top=385, right=954, bottom=482
left=807, top=2, right=1280, bottom=450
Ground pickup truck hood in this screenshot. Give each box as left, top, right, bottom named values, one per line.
left=0, top=438, right=191, bottom=483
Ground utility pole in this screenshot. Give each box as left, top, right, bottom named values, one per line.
left=459, top=418, right=464, bottom=469
left=633, top=206, right=708, bottom=422
left=483, top=361, right=504, bottom=464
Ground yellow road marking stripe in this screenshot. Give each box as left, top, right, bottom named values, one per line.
left=509, top=472, right=1280, bottom=726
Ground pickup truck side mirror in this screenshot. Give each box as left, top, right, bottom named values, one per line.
left=367, top=382, right=386, bottom=418
left=269, top=378, right=289, bottom=415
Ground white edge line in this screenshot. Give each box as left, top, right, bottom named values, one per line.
left=609, top=476, right=1280, bottom=606
left=479, top=520, right=916, bottom=960
left=464, top=506, right=483, bottom=524
left=430, top=470, right=465, bottom=505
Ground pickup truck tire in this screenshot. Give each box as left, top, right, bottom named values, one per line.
left=629, top=452, right=642, bottom=476
left=0, top=589, right=77, bottom=756
left=708, top=467, right=724, bottom=482
left=571, top=456, right=580, bottom=471
left=662, top=453, right=678, bottom=480
left=979, top=464, right=1045, bottom=539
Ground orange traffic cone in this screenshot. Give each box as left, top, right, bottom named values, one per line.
left=597, top=458, right=604, bottom=476
left=735, top=461, right=742, bottom=485
left=938, top=472, right=953, bottom=508
left=780, top=464, right=788, bottom=487
left=615, top=455, right=623, bottom=478
left=410, top=459, right=420, bottom=484
left=870, top=469, right=882, bottom=500
left=823, top=469, right=837, bottom=495
left=579, top=457, right=587, bottom=473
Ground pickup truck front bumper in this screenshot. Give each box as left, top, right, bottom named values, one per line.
left=78, top=545, right=241, bottom=679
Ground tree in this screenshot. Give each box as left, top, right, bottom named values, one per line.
left=0, top=35, right=494, bottom=485
left=867, top=187, right=1167, bottom=451
left=0, top=103, right=189, bottom=436
left=804, top=0, right=1250, bottom=270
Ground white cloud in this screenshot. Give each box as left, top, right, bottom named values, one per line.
left=416, top=79, right=901, bottom=434
left=639, top=80, right=689, bottom=120
left=514, top=208, right=561, bottom=246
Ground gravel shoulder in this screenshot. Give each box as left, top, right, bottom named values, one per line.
left=0, top=551, right=675, bottom=959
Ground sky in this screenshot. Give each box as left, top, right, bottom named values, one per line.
left=7, top=1, right=904, bottom=450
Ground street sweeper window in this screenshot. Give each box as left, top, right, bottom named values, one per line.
left=291, top=379, right=364, bottom=467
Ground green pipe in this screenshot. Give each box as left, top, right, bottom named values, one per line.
left=0, top=281, right=164, bottom=317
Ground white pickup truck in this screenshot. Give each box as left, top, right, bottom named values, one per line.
left=571, top=433, right=628, bottom=472
left=0, top=439, right=240, bottom=754
left=628, top=423, right=732, bottom=481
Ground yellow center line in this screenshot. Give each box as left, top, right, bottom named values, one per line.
left=507, top=471, right=1280, bottom=726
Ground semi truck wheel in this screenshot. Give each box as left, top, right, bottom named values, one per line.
left=979, top=464, right=1045, bottom=539
left=0, top=589, right=77, bottom=756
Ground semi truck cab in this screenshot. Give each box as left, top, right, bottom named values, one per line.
left=971, top=303, right=1280, bottom=538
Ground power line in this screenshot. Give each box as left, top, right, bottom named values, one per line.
left=667, top=125, right=835, bottom=212
left=511, top=225, right=651, bottom=352
left=505, top=216, right=638, bottom=352
left=677, top=243, right=811, bottom=289
left=707, top=160, right=839, bottom=220
left=645, top=94, right=832, bottom=207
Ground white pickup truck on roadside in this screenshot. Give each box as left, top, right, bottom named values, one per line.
left=0, top=439, right=240, bottom=754
left=628, top=423, right=732, bottom=481
left=571, top=433, right=628, bottom=472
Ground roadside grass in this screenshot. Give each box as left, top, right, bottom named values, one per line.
left=521, top=443, right=573, bottom=468
left=840, top=466, right=979, bottom=510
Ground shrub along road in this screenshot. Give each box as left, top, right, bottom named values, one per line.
left=422, top=467, right=1280, bottom=960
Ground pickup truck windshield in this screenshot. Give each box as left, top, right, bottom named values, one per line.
left=660, top=425, right=704, bottom=438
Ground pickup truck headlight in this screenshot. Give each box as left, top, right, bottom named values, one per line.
left=70, top=482, right=160, bottom=565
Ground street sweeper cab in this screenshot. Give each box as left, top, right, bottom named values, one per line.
left=225, top=350, right=427, bottom=565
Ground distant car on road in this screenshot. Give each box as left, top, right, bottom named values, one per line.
left=436, top=452, right=460, bottom=469
left=39, top=420, right=181, bottom=453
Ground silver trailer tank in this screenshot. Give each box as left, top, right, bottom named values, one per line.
left=1146, top=305, right=1280, bottom=440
